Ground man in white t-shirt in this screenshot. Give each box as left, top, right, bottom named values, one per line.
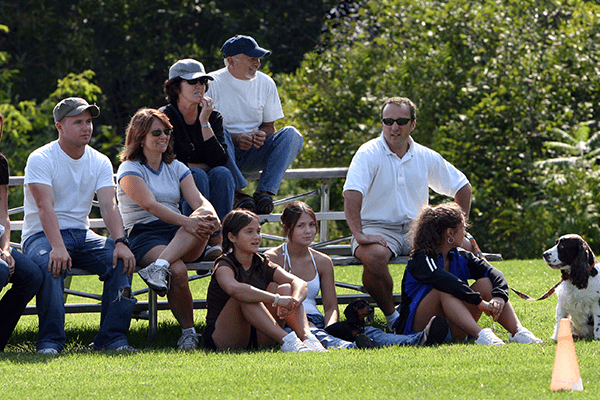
left=343, top=97, right=473, bottom=332
left=22, top=97, right=137, bottom=354
left=206, top=35, right=303, bottom=214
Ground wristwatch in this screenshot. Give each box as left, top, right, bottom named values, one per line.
left=114, top=237, right=130, bottom=247
left=201, top=122, right=211, bottom=129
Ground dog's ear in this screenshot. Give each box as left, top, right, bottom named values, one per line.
left=583, top=240, right=598, bottom=277
left=344, top=300, right=361, bottom=324
left=584, top=240, right=596, bottom=267
left=570, top=239, right=592, bottom=289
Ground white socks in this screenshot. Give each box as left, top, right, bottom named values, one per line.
left=386, top=310, right=400, bottom=331
left=154, top=259, right=170, bottom=268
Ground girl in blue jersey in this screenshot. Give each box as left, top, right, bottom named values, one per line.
left=396, top=202, right=542, bottom=345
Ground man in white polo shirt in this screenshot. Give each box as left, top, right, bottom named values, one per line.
left=343, top=97, right=473, bottom=332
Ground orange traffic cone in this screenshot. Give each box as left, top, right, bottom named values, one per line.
left=550, top=318, right=584, bottom=392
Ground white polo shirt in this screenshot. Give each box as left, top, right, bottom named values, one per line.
left=207, top=68, right=284, bottom=134
left=343, top=134, right=469, bottom=224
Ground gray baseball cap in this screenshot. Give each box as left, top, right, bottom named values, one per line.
left=53, top=97, right=100, bottom=124
left=168, top=59, right=214, bottom=81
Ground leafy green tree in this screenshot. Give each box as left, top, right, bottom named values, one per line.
left=0, top=0, right=337, bottom=137
left=278, top=0, right=600, bottom=258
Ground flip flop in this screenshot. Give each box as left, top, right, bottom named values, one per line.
left=253, top=192, right=274, bottom=214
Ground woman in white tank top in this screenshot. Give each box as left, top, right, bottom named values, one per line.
left=266, top=202, right=438, bottom=349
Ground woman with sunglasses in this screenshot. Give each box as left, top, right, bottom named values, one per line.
left=117, top=108, right=220, bottom=350
left=160, top=59, right=235, bottom=261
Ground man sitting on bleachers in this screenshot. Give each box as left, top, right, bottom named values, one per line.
left=22, top=97, right=137, bottom=354
left=343, top=97, right=473, bottom=333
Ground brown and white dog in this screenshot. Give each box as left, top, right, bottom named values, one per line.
left=543, top=234, right=600, bottom=340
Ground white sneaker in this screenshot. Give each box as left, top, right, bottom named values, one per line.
left=115, top=344, right=137, bottom=352
left=280, top=332, right=311, bottom=353
left=509, top=327, right=543, bottom=344
left=303, top=333, right=328, bottom=352
left=475, top=328, right=505, bottom=345
left=37, top=348, right=59, bottom=355
left=177, top=331, right=200, bottom=350
left=138, top=262, right=170, bottom=296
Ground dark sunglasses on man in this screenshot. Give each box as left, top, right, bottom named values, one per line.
left=381, top=117, right=413, bottom=126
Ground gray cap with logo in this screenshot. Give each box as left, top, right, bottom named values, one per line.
left=53, top=97, right=100, bottom=124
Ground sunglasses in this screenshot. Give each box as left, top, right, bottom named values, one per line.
left=381, top=117, right=413, bottom=126
left=184, top=78, right=209, bottom=86
left=150, top=129, right=172, bottom=137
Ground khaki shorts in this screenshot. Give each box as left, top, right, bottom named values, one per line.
left=351, top=221, right=412, bottom=258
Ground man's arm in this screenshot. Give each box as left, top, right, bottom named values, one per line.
left=97, top=186, right=136, bottom=275
left=453, top=183, right=472, bottom=220
left=28, top=183, right=71, bottom=277
left=257, top=121, right=276, bottom=137
left=343, top=189, right=386, bottom=247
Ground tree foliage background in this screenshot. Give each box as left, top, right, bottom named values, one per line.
left=2, top=0, right=600, bottom=258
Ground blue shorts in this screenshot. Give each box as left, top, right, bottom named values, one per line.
left=127, top=220, right=180, bottom=262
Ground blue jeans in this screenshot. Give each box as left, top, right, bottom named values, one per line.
left=363, top=326, right=423, bottom=346
left=305, top=313, right=423, bottom=348
left=223, top=126, right=303, bottom=194
left=181, top=166, right=235, bottom=221
left=23, top=229, right=136, bottom=352
left=0, top=248, right=44, bottom=351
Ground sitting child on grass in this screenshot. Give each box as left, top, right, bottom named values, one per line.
left=396, top=202, right=543, bottom=345
left=204, top=209, right=327, bottom=352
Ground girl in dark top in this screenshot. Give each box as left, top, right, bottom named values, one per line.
left=0, top=113, right=43, bottom=351
left=397, top=202, right=542, bottom=345
left=205, top=209, right=326, bottom=352
left=161, top=58, right=235, bottom=260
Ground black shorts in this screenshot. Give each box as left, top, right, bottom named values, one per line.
left=203, top=321, right=258, bottom=351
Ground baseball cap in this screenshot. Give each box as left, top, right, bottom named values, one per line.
left=221, top=35, right=271, bottom=58
left=53, top=97, right=100, bottom=124
left=168, top=59, right=214, bottom=81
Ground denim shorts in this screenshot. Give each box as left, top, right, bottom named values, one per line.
left=127, top=220, right=180, bottom=262
left=306, top=313, right=325, bottom=329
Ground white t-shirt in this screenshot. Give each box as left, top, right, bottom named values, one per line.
left=206, top=67, right=284, bottom=134
left=343, top=134, right=469, bottom=224
left=116, top=159, right=190, bottom=230
left=22, top=141, right=115, bottom=244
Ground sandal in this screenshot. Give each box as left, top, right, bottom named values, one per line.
left=233, top=192, right=255, bottom=211
left=253, top=192, right=274, bottom=215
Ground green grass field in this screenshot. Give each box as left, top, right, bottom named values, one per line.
left=1, top=260, right=597, bottom=399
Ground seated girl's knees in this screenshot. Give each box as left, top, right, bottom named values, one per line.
left=268, top=282, right=291, bottom=295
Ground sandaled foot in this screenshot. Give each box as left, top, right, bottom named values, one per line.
left=253, top=192, right=274, bottom=214
left=234, top=192, right=255, bottom=211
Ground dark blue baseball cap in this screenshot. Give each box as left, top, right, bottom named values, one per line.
left=221, top=35, right=271, bottom=58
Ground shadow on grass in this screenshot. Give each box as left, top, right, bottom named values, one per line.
left=3, top=320, right=213, bottom=357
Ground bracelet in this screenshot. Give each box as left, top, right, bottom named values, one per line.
left=272, top=294, right=280, bottom=307
left=201, top=122, right=211, bottom=129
